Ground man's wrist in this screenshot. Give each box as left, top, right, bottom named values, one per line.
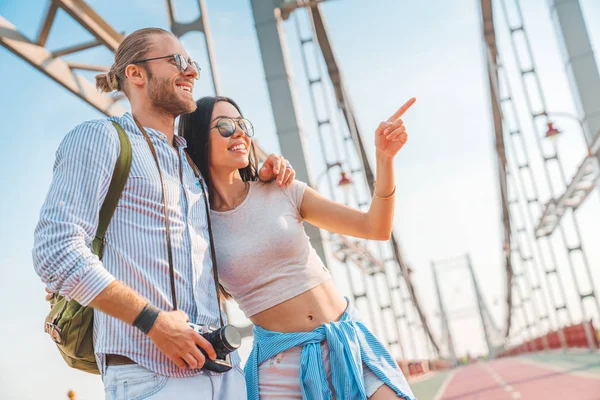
left=133, top=302, right=161, bottom=334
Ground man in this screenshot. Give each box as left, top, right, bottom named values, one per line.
left=33, top=27, right=294, bottom=399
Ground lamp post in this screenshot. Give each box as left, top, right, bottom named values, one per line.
left=542, top=111, right=591, bottom=154
left=544, top=122, right=561, bottom=141
left=314, top=161, right=353, bottom=203
left=542, top=110, right=600, bottom=197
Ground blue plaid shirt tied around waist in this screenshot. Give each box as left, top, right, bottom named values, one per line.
left=244, top=302, right=416, bottom=400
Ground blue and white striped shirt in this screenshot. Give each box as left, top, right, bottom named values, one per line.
left=33, top=112, right=239, bottom=377
left=245, top=302, right=416, bottom=399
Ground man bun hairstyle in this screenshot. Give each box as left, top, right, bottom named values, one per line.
left=95, top=27, right=175, bottom=94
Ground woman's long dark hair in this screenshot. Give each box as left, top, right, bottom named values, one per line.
left=179, top=96, right=258, bottom=301
left=179, top=96, right=259, bottom=201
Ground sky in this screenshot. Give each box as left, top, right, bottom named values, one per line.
left=1, top=0, right=600, bottom=399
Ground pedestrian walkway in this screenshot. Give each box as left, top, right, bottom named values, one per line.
left=410, top=351, right=600, bottom=399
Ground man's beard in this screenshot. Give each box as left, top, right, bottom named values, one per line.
left=147, top=73, right=196, bottom=116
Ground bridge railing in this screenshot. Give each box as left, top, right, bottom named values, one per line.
left=498, top=321, right=599, bottom=357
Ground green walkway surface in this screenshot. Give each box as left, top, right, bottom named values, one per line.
left=410, top=370, right=452, bottom=400
left=520, top=350, right=600, bottom=376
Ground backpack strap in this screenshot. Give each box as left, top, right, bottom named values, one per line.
left=92, top=121, right=132, bottom=259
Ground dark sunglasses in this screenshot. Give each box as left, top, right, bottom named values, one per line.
left=211, top=117, right=254, bottom=138
left=131, top=54, right=201, bottom=79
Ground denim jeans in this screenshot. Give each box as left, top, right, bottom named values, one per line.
left=103, top=363, right=247, bottom=400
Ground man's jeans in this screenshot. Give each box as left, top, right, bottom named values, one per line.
left=103, top=363, right=247, bottom=400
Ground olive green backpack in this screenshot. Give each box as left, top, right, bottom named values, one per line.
left=44, top=121, right=132, bottom=374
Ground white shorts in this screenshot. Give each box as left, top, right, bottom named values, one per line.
left=258, top=341, right=385, bottom=399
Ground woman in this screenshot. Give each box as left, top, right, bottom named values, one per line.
left=179, top=96, right=416, bottom=400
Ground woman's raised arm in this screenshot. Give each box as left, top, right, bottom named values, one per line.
left=300, top=98, right=415, bottom=240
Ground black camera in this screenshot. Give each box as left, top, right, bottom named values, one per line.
left=188, top=323, right=241, bottom=373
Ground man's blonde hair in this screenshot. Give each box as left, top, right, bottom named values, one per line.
left=95, top=27, right=175, bottom=94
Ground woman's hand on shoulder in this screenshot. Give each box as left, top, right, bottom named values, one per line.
left=374, top=97, right=416, bottom=159
left=258, top=153, right=295, bottom=187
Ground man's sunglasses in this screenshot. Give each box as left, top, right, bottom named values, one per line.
left=211, top=117, right=254, bottom=138
left=131, top=54, right=201, bottom=79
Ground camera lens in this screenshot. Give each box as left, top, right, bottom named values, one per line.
left=219, top=325, right=241, bottom=351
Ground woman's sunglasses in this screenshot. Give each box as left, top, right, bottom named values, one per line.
left=211, top=117, right=254, bottom=138
left=132, top=54, right=201, bottom=79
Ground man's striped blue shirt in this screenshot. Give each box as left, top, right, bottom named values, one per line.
left=33, top=112, right=239, bottom=376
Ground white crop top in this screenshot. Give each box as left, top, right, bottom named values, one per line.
left=210, top=180, right=332, bottom=317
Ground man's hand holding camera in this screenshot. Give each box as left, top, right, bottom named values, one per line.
left=45, top=285, right=238, bottom=371
left=148, top=309, right=216, bottom=370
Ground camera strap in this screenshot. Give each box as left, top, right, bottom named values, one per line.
left=135, top=117, right=178, bottom=311
left=133, top=116, right=225, bottom=327
left=184, top=152, right=226, bottom=328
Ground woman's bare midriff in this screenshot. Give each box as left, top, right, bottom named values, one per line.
left=249, top=280, right=348, bottom=332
